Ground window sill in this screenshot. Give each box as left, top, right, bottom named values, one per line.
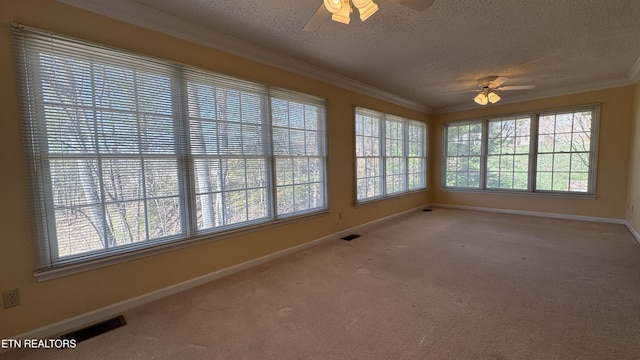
left=34, top=209, right=331, bottom=282
left=440, top=187, right=596, bottom=200
left=355, top=187, right=428, bottom=207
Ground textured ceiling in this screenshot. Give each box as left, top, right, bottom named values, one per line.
left=61, top=0, right=640, bottom=113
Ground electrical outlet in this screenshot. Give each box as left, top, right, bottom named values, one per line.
left=3, top=288, right=20, bottom=309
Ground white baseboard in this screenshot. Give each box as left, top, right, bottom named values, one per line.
left=430, top=203, right=627, bottom=224
left=17, top=203, right=634, bottom=345
left=623, top=221, right=640, bottom=245
left=7, top=205, right=427, bottom=343
left=431, top=203, right=640, bottom=245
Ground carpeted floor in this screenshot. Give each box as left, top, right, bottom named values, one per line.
left=4, top=208, right=640, bottom=359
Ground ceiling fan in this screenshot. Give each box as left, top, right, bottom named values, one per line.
left=446, top=76, right=537, bottom=105
left=304, top=0, right=435, bottom=32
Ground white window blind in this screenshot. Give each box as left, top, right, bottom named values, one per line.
left=270, top=89, right=327, bottom=217
left=385, top=116, right=407, bottom=194
left=355, top=107, right=427, bottom=202
left=355, top=108, right=384, bottom=200
left=186, top=70, right=271, bottom=231
left=13, top=24, right=327, bottom=276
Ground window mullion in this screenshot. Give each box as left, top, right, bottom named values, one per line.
left=380, top=115, right=387, bottom=197
left=133, top=71, right=150, bottom=242
left=91, top=63, right=110, bottom=250
left=175, top=69, right=194, bottom=238
left=267, top=104, right=277, bottom=220
left=403, top=120, right=409, bottom=192
left=588, top=108, right=600, bottom=194
left=480, top=119, right=488, bottom=190
left=265, top=93, right=276, bottom=220
left=528, top=114, right=538, bottom=192
left=570, top=112, right=578, bottom=192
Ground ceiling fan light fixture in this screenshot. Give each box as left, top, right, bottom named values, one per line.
left=352, top=0, right=379, bottom=21
left=487, top=91, right=501, bottom=104
left=324, top=0, right=343, bottom=13
left=474, top=93, right=488, bottom=105
left=331, top=3, right=352, bottom=24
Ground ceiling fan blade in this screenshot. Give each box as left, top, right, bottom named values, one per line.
left=303, top=4, right=330, bottom=32
left=390, top=0, right=436, bottom=11
left=497, top=85, right=537, bottom=91
left=444, top=89, right=480, bottom=94
left=489, top=76, right=508, bottom=89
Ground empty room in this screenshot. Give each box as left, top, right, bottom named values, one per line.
left=1, top=0, right=640, bottom=359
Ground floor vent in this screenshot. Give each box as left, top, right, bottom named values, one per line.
left=61, top=315, right=126, bottom=343
left=341, top=234, right=361, bottom=241
left=422, top=208, right=433, bottom=212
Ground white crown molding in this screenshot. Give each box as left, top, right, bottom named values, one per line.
left=56, top=0, right=431, bottom=113
left=433, top=76, right=636, bottom=114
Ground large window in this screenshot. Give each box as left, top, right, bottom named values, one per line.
left=536, top=110, right=593, bottom=192
left=355, top=108, right=427, bottom=202
left=271, top=90, right=327, bottom=216
left=443, top=106, right=598, bottom=194
left=13, top=25, right=327, bottom=275
left=486, top=115, right=531, bottom=190
left=444, top=121, right=482, bottom=188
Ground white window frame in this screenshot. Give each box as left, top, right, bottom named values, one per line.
left=13, top=24, right=328, bottom=279
left=444, top=121, right=483, bottom=189
left=486, top=115, right=532, bottom=191
left=355, top=107, right=427, bottom=203
left=535, top=109, right=598, bottom=193
left=442, top=105, right=599, bottom=196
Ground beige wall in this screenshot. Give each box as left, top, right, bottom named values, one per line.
left=2, top=0, right=636, bottom=340
left=626, top=83, right=640, bottom=233
left=0, top=0, right=429, bottom=337
left=430, top=86, right=635, bottom=219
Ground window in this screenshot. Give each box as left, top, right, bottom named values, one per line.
left=355, top=109, right=383, bottom=200
left=385, top=117, right=406, bottom=194
left=486, top=116, right=531, bottom=190
left=407, top=121, right=427, bottom=191
left=536, top=110, right=593, bottom=192
left=445, top=121, right=482, bottom=188
left=355, top=108, right=426, bottom=202
left=271, top=90, right=327, bottom=216
left=13, top=25, right=327, bottom=275
left=186, top=73, right=271, bottom=231
left=443, top=106, right=598, bottom=195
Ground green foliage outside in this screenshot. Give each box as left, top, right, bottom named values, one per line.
left=445, top=111, right=592, bottom=192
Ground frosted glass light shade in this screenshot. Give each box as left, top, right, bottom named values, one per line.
left=324, top=0, right=343, bottom=13
left=353, top=0, right=378, bottom=21
left=474, top=93, right=488, bottom=105
left=487, top=91, right=501, bottom=103
left=332, top=3, right=351, bottom=24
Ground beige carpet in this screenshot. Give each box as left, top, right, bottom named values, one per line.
left=4, top=208, right=640, bottom=360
